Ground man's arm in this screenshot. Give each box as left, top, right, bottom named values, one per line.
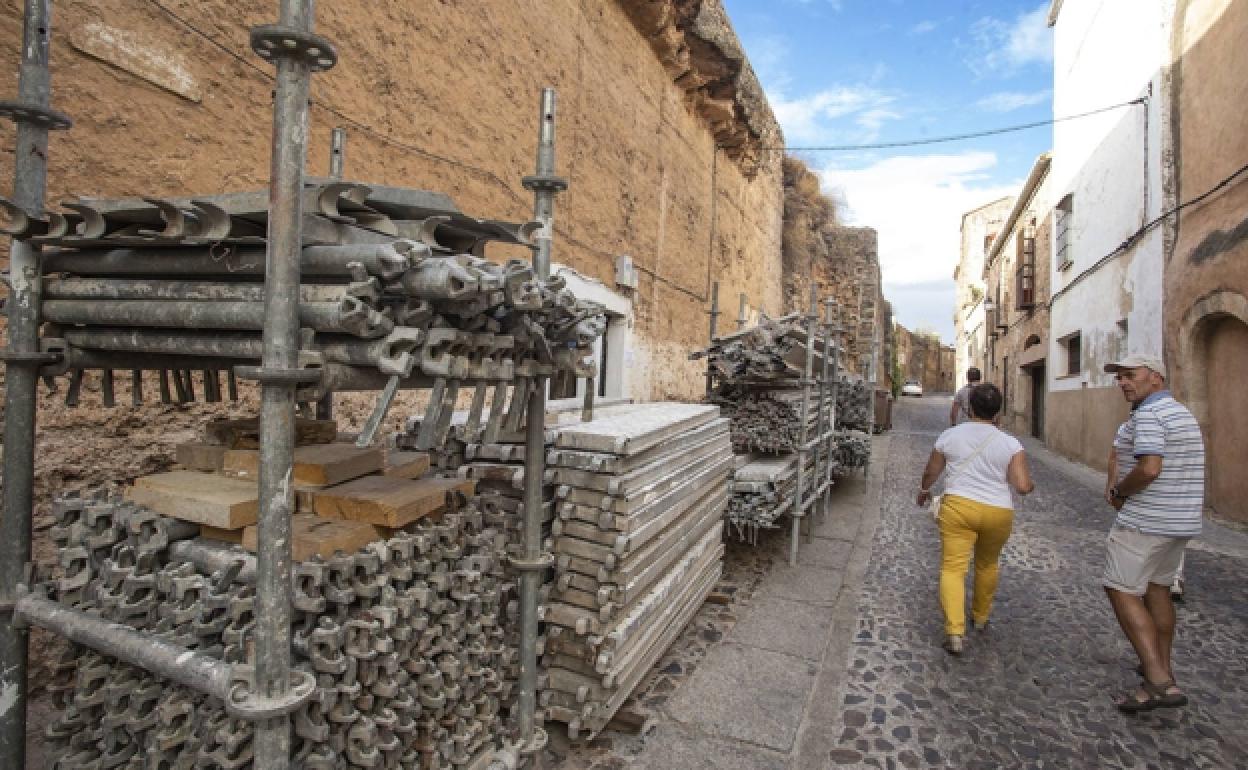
left=1103, top=445, right=1118, bottom=505
left=1115, top=454, right=1162, bottom=497
left=949, top=396, right=960, bottom=426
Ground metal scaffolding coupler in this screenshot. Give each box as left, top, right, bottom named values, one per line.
left=248, top=24, right=338, bottom=72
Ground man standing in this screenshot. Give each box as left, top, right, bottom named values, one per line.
left=1101, top=353, right=1205, bottom=713
left=949, top=367, right=981, bottom=426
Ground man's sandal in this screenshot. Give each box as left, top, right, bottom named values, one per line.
left=1116, top=680, right=1187, bottom=714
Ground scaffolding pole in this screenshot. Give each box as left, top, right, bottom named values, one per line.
left=0, top=2, right=71, bottom=765
left=516, top=86, right=567, bottom=761
left=245, top=3, right=337, bottom=766
left=789, top=285, right=818, bottom=566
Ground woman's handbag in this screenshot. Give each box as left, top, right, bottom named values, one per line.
left=930, top=432, right=997, bottom=522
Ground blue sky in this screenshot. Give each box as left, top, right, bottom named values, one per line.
left=723, top=0, right=1055, bottom=343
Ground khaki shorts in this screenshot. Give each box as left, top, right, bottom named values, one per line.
left=1102, top=524, right=1190, bottom=596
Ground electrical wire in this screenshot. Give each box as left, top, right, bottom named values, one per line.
left=773, top=98, right=1147, bottom=152
left=1047, top=158, right=1248, bottom=306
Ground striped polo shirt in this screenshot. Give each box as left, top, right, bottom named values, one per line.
left=1113, top=391, right=1205, bottom=537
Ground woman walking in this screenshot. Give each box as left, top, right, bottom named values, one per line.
left=916, top=384, right=1034, bottom=654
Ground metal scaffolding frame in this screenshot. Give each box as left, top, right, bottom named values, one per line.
left=0, top=1, right=72, bottom=765
left=0, top=2, right=562, bottom=766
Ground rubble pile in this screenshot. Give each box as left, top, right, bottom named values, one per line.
left=37, top=492, right=513, bottom=769
left=537, top=403, right=732, bottom=739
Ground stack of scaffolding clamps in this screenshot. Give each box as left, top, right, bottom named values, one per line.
left=3, top=181, right=605, bottom=445
left=536, top=403, right=731, bottom=740
left=31, top=491, right=514, bottom=769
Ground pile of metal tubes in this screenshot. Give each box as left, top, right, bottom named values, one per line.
left=712, top=386, right=834, bottom=453
left=835, top=377, right=872, bottom=433
left=31, top=492, right=514, bottom=769
left=3, top=181, right=605, bottom=444
left=691, top=314, right=827, bottom=384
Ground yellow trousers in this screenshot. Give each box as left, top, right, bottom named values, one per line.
left=938, top=494, right=1014, bottom=635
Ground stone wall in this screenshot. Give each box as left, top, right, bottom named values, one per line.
left=0, top=0, right=786, bottom=402
left=1165, top=0, right=1248, bottom=523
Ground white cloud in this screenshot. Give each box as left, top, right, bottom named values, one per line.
left=967, top=3, right=1053, bottom=76
left=909, top=20, right=939, bottom=35
left=769, top=86, right=899, bottom=145
left=975, top=89, right=1052, bottom=112
left=817, top=152, right=1022, bottom=342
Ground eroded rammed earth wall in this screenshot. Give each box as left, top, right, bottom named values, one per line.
left=0, top=0, right=786, bottom=401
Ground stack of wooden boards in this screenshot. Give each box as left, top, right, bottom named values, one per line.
left=538, top=403, right=732, bottom=740
left=134, top=417, right=473, bottom=560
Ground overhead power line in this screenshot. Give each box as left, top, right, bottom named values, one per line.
left=773, top=98, right=1147, bottom=152
left=1046, top=158, right=1248, bottom=306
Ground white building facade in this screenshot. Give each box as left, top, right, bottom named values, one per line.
left=1044, top=0, right=1175, bottom=467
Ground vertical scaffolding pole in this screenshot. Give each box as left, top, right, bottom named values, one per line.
left=517, top=87, right=566, bottom=759
left=315, top=126, right=346, bottom=421
left=0, top=2, right=70, bottom=764
left=789, top=286, right=818, bottom=565
left=821, top=298, right=838, bottom=515
left=811, top=294, right=830, bottom=521
left=736, top=292, right=748, bottom=331
left=246, top=4, right=336, bottom=767
left=705, top=281, right=720, bottom=395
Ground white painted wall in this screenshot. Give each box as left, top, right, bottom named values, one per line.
left=552, top=263, right=635, bottom=400
left=1048, top=0, right=1173, bottom=392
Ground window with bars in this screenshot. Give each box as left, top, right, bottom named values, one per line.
left=1016, top=221, right=1036, bottom=309
left=1055, top=195, right=1073, bottom=270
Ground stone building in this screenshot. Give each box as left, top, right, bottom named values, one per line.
left=1162, top=0, right=1248, bottom=525
left=892, top=324, right=953, bottom=394
left=982, top=154, right=1053, bottom=440
left=0, top=0, right=790, bottom=404
left=954, top=197, right=1014, bottom=381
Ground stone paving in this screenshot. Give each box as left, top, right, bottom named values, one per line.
left=556, top=395, right=1248, bottom=769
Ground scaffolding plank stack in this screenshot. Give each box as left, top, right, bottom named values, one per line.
left=537, top=403, right=731, bottom=740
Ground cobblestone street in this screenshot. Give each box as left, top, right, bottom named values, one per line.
left=561, top=395, right=1248, bottom=769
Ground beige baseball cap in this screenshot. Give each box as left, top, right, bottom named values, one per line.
left=1104, top=353, right=1167, bottom=380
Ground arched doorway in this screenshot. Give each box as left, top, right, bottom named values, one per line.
left=1178, top=291, right=1248, bottom=525
left=1203, top=316, right=1248, bottom=523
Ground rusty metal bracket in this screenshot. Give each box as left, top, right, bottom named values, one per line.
left=249, top=25, right=338, bottom=72
left=0, top=99, right=71, bottom=130
left=226, top=665, right=318, bottom=720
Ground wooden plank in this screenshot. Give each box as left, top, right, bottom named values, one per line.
left=126, top=471, right=258, bottom=529
left=241, top=514, right=384, bottom=561
left=313, top=475, right=476, bottom=528
left=383, top=450, right=431, bottom=479
left=199, top=525, right=242, bottom=544
left=175, top=442, right=227, bottom=472
left=205, top=417, right=338, bottom=449
left=223, top=443, right=383, bottom=487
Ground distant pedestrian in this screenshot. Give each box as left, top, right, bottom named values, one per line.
left=950, top=367, right=982, bottom=426
left=1101, top=354, right=1204, bottom=713
left=917, top=383, right=1034, bottom=654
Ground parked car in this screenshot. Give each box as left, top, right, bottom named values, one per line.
left=901, top=380, right=923, bottom=397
